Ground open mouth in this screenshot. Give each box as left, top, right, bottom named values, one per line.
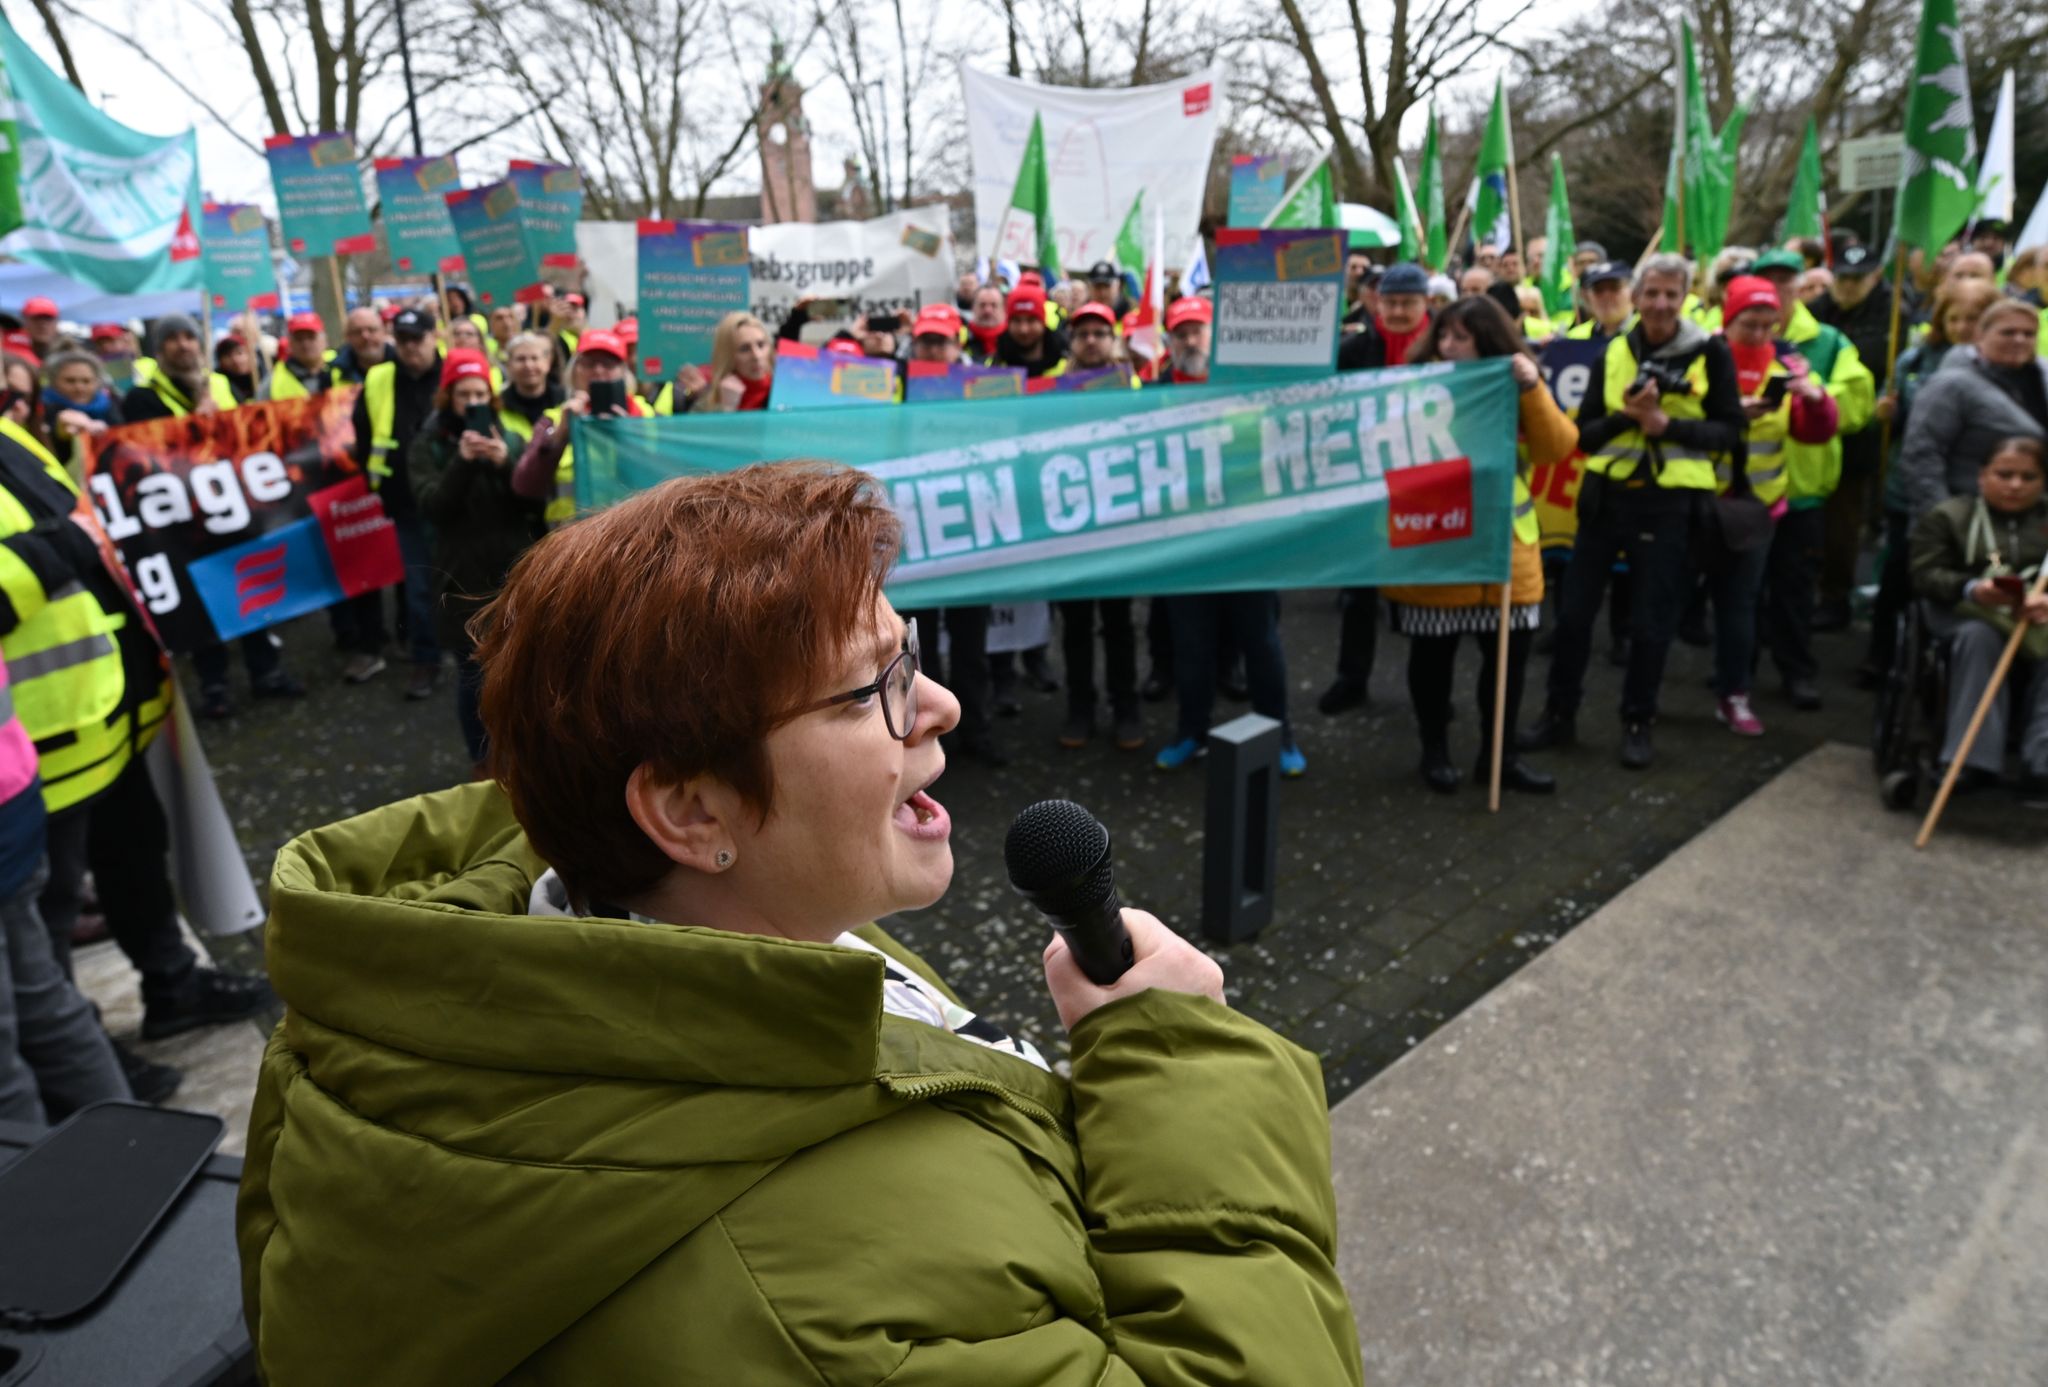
left=893, top=771, right=951, bottom=842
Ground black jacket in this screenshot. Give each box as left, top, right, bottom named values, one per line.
left=1575, top=321, right=1745, bottom=462
left=994, top=326, right=1070, bottom=378
left=1811, top=288, right=1895, bottom=389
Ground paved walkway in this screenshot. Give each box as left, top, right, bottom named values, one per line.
left=1332, top=742, right=2048, bottom=1384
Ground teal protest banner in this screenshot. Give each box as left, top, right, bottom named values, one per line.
left=508, top=160, right=582, bottom=268
left=445, top=181, right=543, bottom=309
left=200, top=202, right=276, bottom=311
left=1226, top=154, right=1288, bottom=228
left=574, top=358, right=1517, bottom=608
left=636, top=219, right=751, bottom=380
left=0, top=11, right=203, bottom=295
left=263, top=132, right=375, bottom=257
left=374, top=155, right=464, bottom=275
left=1211, top=227, right=1345, bottom=381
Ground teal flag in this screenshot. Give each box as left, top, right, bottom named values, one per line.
left=0, top=11, right=202, bottom=294
left=573, top=359, right=1519, bottom=607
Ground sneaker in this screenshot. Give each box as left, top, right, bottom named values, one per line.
left=342, top=652, right=386, bottom=684
left=1317, top=677, right=1367, bottom=716
left=1716, top=693, right=1765, bottom=737
left=1112, top=708, right=1146, bottom=751
left=1154, top=737, right=1202, bottom=771
left=1058, top=710, right=1093, bottom=748
left=1619, top=720, right=1654, bottom=770
left=196, top=685, right=234, bottom=720
left=252, top=670, right=307, bottom=700
left=405, top=664, right=440, bottom=701
left=1279, top=742, right=1308, bottom=778
left=112, top=1040, right=182, bottom=1106
left=141, top=967, right=275, bottom=1041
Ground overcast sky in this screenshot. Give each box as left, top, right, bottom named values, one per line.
left=15, top=0, right=1539, bottom=212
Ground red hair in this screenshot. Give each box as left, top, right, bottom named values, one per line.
left=473, top=462, right=901, bottom=902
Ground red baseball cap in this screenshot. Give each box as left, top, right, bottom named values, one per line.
left=1165, top=296, right=1213, bottom=330
left=911, top=303, right=962, bottom=338
left=380, top=303, right=402, bottom=322
left=1006, top=287, right=1046, bottom=318
left=613, top=316, right=640, bottom=345
left=576, top=328, right=627, bottom=362
left=286, top=311, right=324, bottom=334
left=562, top=292, right=586, bottom=307
left=1722, top=275, right=1780, bottom=324
left=21, top=296, right=58, bottom=319
left=440, top=348, right=492, bottom=389
left=3, top=331, right=39, bottom=366
left=90, top=322, right=126, bottom=342
left=824, top=337, right=865, bottom=356
left=1070, top=301, right=1116, bottom=329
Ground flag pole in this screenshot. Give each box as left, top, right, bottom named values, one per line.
left=1876, top=240, right=1908, bottom=494
left=1916, top=563, right=2048, bottom=848
left=1489, top=578, right=1512, bottom=812
left=1503, top=84, right=1525, bottom=269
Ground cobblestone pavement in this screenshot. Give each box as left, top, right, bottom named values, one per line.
left=194, top=592, right=2009, bottom=1104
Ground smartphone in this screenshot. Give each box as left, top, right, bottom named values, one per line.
left=0, top=1102, right=224, bottom=1322
left=588, top=378, right=628, bottom=415
left=1758, top=375, right=1790, bottom=408
left=867, top=312, right=904, bottom=334
left=462, top=403, right=497, bottom=437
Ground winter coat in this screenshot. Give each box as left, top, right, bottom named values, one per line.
left=408, top=414, right=546, bottom=653
left=1896, top=349, right=2048, bottom=517
left=237, top=782, right=1364, bottom=1386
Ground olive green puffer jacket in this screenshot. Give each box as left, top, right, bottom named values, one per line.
left=237, top=782, right=1363, bottom=1385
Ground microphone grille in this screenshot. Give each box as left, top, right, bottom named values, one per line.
left=1003, top=799, right=1108, bottom=893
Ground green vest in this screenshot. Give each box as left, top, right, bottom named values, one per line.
left=0, top=419, right=168, bottom=811
left=1586, top=335, right=1719, bottom=491
left=134, top=358, right=240, bottom=415
left=1780, top=302, right=1874, bottom=507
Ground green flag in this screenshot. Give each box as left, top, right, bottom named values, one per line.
left=1784, top=117, right=1825, bottom=240
left=1264, top=156, right=1337, bottom=229
left=1393, top=154, right=1424, bottom=266
left=1539, top=155, right=1576, bottom=318
left=994, top=111, right=1061, bottom=277
left=1472, top=78, right=1513, bottom=251
left=1659, top=20, right=1741, bottom=260
left=1113, top=189, right=1145, bottom=272
left=0, top=11, right=203, bottom=294
left=1896, top=0, right=1978, bottom=252
left=1418, top=103, right=1448, bottom=270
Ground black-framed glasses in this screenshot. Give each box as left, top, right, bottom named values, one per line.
left=796, top=624, right=921, bottom=739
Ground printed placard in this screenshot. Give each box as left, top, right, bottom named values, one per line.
left=1210, top=228, right=1345, bottom=377
left=263, top=132, right=376, bottom=257
left=375, top=155, right=466, bottom=275
left=637, top=220, right=753, bottom=381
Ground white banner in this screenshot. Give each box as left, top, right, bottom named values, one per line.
left=961, top=63, right=1223, bottom=275
left=574, top=208, right=957, bottom=333
left=747, top=207, right=957, bottom=331
left=145, top=677, right=265, bottom=936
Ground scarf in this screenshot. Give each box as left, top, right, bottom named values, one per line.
left=1374, top=314, right=1428, bottom=367
left=43, top=385, right=117, bottom=423
left=737, top=374, right=773, bottom=411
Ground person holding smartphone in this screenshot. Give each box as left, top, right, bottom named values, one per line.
left=1910, top=436, right=2048, bottom=797
left=512, top=330, right=653, bottom=528
left=410, top=348, right=546, bottom=770
left=1711, top=276, right=1838, bottom=737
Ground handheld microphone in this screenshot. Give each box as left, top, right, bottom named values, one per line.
left=1003, top=799, right=1135, bottom=985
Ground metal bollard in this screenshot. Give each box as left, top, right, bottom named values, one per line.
left=1202, top=712, right=1281, bottom=945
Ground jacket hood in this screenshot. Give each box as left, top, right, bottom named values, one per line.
left=245, top=781, right=1071, bottom=1385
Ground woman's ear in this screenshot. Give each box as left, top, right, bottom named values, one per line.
left=624, top=764, right=740, bottom=874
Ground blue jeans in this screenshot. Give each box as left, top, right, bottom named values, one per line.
left=3, top=862, right=130, bottom=1128
left=1707, top=531, right=1773, bottom=697
left=1168, top=591, right=1289, bottom=743
left=338, top=514, right=441, bottom=667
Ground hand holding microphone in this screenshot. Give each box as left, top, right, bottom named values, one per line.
left=1006, top=799, right=1225, bottom=1030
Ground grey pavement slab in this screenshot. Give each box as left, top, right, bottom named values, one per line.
left=1332, top=741, right=2048, bottom=1385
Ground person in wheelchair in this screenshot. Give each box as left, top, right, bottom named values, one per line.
left=1910, top=436, right=2048, bottom=795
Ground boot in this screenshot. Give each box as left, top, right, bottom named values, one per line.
left=1476, top=746, right=1557, bottom=795
left=1418, top=730, right=1460, bottom=794
left=1518, top=705, right=1577, bottom=751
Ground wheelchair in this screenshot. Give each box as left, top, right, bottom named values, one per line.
left=1872, top=599, right=1952, bottom=812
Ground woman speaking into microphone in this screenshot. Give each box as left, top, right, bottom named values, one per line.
left=237, top=463, right=1361, bottom=1384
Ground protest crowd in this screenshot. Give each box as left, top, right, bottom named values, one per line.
left=0, top=2, right=2044, bottom=1377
